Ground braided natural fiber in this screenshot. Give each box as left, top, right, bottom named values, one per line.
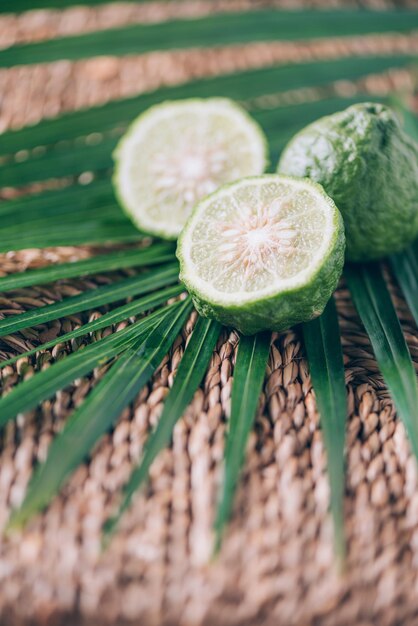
left=1, top=4, right=418, bottom=625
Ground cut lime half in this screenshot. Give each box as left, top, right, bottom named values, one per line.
left=177, top=175, right=345, bottom=334
left=113, top=98, right=268, bottom=240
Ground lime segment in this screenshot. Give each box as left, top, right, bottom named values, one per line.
left=177, top=175, right=345, bottom=334
left=113, top=98, right=268, bottom=240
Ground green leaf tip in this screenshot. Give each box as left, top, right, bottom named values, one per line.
left=7, top=298, right=193, bottom=530
left=103, top=315, right=221, bottom=543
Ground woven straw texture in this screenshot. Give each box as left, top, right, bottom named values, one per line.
left=1, top=2, right=418, bottom=625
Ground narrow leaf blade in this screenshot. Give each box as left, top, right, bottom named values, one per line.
left=0, top=263, right=179, bottom=338
left=303, top=297, right=347, bottom=562
left=8, top=297, right=193, bottom=529
left=0, top=244, right=175, bottom=292
left=346, top=263, right=418, bottom=456
left=0, top=304, right=174, bottom=428
left=214, top=332, right=271, bottom=552
left=0, top=284, right=183, bottom=368
left=1, top=10, right=416, bottom=68
left=391, top=241, right=418, bottom=328
left=103, top=316, right=221, bottom=538
left=0, top=57, right=408, bottom=156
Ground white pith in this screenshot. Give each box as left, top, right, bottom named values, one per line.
left=179, top=176, right=337, bottom=305
left=114, top=99, right=267, bottom=238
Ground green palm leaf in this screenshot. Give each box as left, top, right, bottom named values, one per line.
left=0, top=284, right=183, bottom=368
left=0, top=177, right=110, bottom=219
left=0, top=56, right=411, bottom=156
left=0, top=0, right=143, bottom=11
left=0, top=137, right=118, bottom=187
left=0, top=303, right=176, bottom=427
left=0, top=94, right=390, bottom=189
left=0, top=219, right=140, bottom=253
left=0, top=179, right=117, bottom=231
left=391, top=242, right=418, bottom=327
left=0, top=244, right=175, bottom=291
left=0, top=0, right=416, bottom=560
left=0, top=180, right=139, bottom=252
left=389, top=106, right=418, bottom=327
left=8, top=297, right=192, bottom=530
left=2, top=10, right=416, bottom=68
left=104, top=317, right=221, bottom=536
left=346, top=263, right=418, bottom=458
left=214, top=332, right=271, bottom=552
left=0, top=263, right=178, bottom=338
left=103, top=315, right=221, bottom=538
left=302, top=297, right=347, bottom=563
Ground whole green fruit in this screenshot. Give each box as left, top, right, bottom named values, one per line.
left=277, top=103, right=418, bottom=261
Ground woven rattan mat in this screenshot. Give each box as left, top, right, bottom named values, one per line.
left=1, top=3, right=418, bottom=625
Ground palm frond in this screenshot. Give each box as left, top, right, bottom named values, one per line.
left=302, top=297, right=347, bottom=563
left=0, top=263, right=178, bottom=338
left=0, top=302, right=178, bottom=428
left=345, top=263, right=418, bottom=458
left=0, top=56, right=412, bottom=156
left=214, top=332, right=271, bottom=552
left=0, top=178, right=112, bottom=221
left=0, top=137, right=118, bottom=187
left=0, top=284, right=183, bottom=369
left=103, top=315, right=221, bottom=538
left=3, top=9, right=418, bottom=69
left=0, top=219, right=141, bottom=252
left=389, top=105, right=418, bottom=326
left=0, top=0, right=417, bottom=563
left=391, top=242, right=418, bottom=328
left=0, top=93, right=391, bottom=190
left=0, top=181, right=139, bottom=252
left=0, top=0, right=147, bottom=12
left=7, top=297, right=193, bottom=530
left=0, top=244, right=175, bottom=291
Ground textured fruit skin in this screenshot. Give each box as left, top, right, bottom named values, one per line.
left=177, top=176, right=345, bottom=335
left=278, top=103, right=418, bottom=261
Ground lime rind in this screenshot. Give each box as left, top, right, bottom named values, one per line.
left=113, top=98, right=269, bottom=241
left=177, top=174, right=345, bottom=335
left=277, top=102, right=418, bottom=261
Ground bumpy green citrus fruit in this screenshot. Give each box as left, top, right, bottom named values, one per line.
left=277, top=102, right=418, bottom=261
left=113, top=98, right=268, bottom=240
left=177, top=175, right=345, bottom=335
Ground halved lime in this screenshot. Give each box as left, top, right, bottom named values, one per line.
left=113, top=98, right=268, bottom=240
left=177, top=175, right=345, bottom=334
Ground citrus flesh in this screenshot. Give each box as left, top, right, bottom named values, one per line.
left=277, top=102, right=418, bottom=261
left=113, top=98, right=268, bottom=240
left=177, top=175, right=345, bottom=334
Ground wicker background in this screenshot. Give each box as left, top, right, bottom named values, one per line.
left=1, top=2, right=418, bottom=625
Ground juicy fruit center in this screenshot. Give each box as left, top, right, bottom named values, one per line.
left=219, top=206, right=297, bottom=284
left=151, top=135, right=228, bottom=209
left=188, top=179, right=330, bottom=296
